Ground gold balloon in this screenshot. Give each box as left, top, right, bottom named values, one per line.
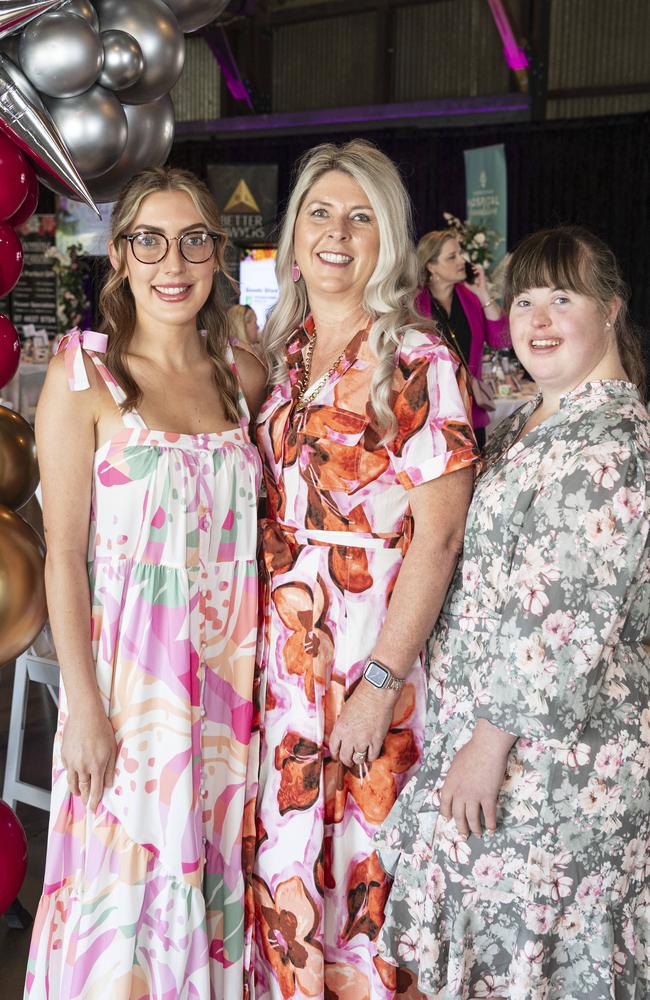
left=0, top=404, right=38, bottom=510
left=0, top=505, right=46, bottom=665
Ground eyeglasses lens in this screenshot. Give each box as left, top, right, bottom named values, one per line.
left=130, top=233, right=216, bottom=264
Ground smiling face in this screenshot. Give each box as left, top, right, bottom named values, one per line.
left=509, top=286, right=620, bottom=394
left=292, top=170, right=380, bottom=306
left=427, top=236, right=467, bottom=285
left=109, top=189, right=217, bottom=330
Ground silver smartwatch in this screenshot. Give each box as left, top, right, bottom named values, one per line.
left=362, top=659, right=405, bottom=693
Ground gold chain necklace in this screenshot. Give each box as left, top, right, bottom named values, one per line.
left=295, top=330, right=347, bottom=411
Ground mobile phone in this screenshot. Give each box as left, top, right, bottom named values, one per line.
left=464, top=260, right=476, bottom=284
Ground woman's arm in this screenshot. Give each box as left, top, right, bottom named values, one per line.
left=36, top=353, right=117, bottom=811
left=328, top=466, right=474, bottom=767
left=468, top=266, right=510, bottom=347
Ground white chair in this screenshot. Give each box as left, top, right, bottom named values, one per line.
left=2, top=635, right=59, bottom=813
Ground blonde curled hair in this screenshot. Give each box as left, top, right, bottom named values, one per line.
left=416, top=230, right=459, bottom=287
left=99, top=166, right=239, bottom=422
left=263, top=139, right=423, bottom=441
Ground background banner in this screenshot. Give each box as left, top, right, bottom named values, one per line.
left=207, top=164, right=278, bottom=246
left=464, top=143, right=507, bottom=266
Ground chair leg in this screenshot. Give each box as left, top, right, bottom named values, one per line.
left=2, top=654, right=29, bottom=812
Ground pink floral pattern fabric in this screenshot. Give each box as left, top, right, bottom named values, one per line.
left=252, top=320, right=479, bottom=1000
left=26, top=332, right=261, bottom=999
left=376, top=380, right=650, bottom=999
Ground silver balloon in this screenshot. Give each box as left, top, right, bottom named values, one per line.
left=0, top=54, right=45, bottom=111
left=160, top=0, right=228, bottom=34
left=44, top=84, right=127, bottom=178
left=87, top=93, right=174, bottom=202
left=0, top=55, right=99, bottom=215
left=99, top=29, right=143, bottom=92
left=0, top=34, right=20, bottom=60
left=19, top=10, right=103, bottom=99
left=0, top=1, right=65, bottom=42
left=96, top=0, right=184, bottom=105
left=61, top=0, right=99, bottom=31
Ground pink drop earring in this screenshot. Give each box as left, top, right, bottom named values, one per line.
left=291, top=262, right=301, bottom=283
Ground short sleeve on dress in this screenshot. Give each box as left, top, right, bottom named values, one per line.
left=476, top=446, right=649, bottom=744
left=387, top=332, right=480, bottom=490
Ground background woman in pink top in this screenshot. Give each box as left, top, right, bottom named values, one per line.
left=416, top=230, right=510, bottom=447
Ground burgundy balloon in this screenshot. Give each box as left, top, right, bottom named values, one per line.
left=0, top=222, right=22, bottom=296
left=0, top=800, right=27, bottom=913
left=6, top=163, right=38, bottom=226
left=0, top=130, right=30, bottom=221
left=0, top=313, right=20, bottom=389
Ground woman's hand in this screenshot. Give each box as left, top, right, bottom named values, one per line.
left=470, top=263, right=490, bottom=301
left=328, top=680, right=399, bottom=768
left=439, top=718, right=516, bottom=837
left=62, top=702, right=117, bottom=811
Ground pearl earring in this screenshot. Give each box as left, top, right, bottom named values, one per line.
left=605, top=321, right=612, bottom=329
left=291, top=263, right=301, bottom=283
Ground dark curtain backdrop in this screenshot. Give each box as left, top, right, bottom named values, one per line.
left=170, top=111, right=650, bottom=369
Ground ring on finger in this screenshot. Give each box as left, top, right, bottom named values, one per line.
left=352, top=749, right=368, bottom=765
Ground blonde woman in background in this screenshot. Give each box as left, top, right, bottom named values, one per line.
left=229, top=302, right=262, bottom=354
left=27, top=167, right=266, bottom=999
left=251, top=140, right=480, bottom=1000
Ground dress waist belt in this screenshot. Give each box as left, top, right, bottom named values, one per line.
left=264, top=520, right=404, bottom=550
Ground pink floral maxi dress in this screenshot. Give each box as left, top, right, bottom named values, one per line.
left=25, top=330, right=261, bottom=1000
left=252, top=321, right=479, bottom=1000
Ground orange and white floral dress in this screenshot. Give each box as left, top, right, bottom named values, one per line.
left=251, top=319, right=479, bottom=1000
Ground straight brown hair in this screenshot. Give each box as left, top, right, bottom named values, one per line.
left=504, top=226, right=646, bottom=398
left=99, top=167, right=239, bottom=422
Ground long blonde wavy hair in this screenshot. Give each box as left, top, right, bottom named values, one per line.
left=263, top=140, right=423, bottom=440
left=99, top=166, right=239, bottom=422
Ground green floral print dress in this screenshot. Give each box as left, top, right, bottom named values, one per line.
left=375, top=380, right=650, bottom=1000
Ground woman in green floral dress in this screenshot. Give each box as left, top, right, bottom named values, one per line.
left=376, top=227, right=649, bottom=999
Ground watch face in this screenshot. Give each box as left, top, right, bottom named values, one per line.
left=365, top=661, right=388, bottom=688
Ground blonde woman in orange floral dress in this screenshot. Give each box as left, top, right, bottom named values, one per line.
left=251, top=140, right=481, bottom=1000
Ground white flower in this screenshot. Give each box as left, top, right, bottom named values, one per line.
left=472, top=853, right=504, bottom=887
left=594, top=742, right=624, bottom=779
left=424, top=863, right=446, bottom=903
left=556, top=907, right=584, bottom=939
left=523, top=902, right=556, bottom=933
left=613, top=486, right=643, bottom=523
left=542, top=610, right=576, bottom=648
left=396, top=928, right=419, bottom=963
left=474, top=232, right=486, bottom=245
left=584, top=507, right=618, bottom=549
left=577, top=777, right=608, bottom=814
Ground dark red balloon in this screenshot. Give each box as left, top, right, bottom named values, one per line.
left=0, top=224, right=23, bottom=297
left=0, top=132, right=30, bottom=223
left=6, top=166, right=39, bottom=227
left=0, top=799, right=27, bottom=913
left=0, top=314, right=20, bottom=390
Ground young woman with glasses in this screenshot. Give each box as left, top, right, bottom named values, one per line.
left=26, top=167, right=266, bottom=999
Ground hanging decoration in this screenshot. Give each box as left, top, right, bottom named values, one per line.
left=0, top=1, right=65, bottom=41
left=0, top=313, right=20, bottom=387
left=0, top=800, right=27, bottom=913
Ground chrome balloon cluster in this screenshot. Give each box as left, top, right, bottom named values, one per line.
left=0, top=0, right=229, bottom=212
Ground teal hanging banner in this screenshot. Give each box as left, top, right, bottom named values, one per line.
left=464, top=143, right=507, bottom=266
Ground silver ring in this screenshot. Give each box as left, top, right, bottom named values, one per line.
left=352, top=750, right=368, bottom=764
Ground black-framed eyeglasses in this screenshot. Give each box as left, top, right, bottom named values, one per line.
left=121, top=230, right=219, bottom=264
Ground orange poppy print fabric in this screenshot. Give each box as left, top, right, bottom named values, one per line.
left=252, top=319, right=479, bottom=1000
